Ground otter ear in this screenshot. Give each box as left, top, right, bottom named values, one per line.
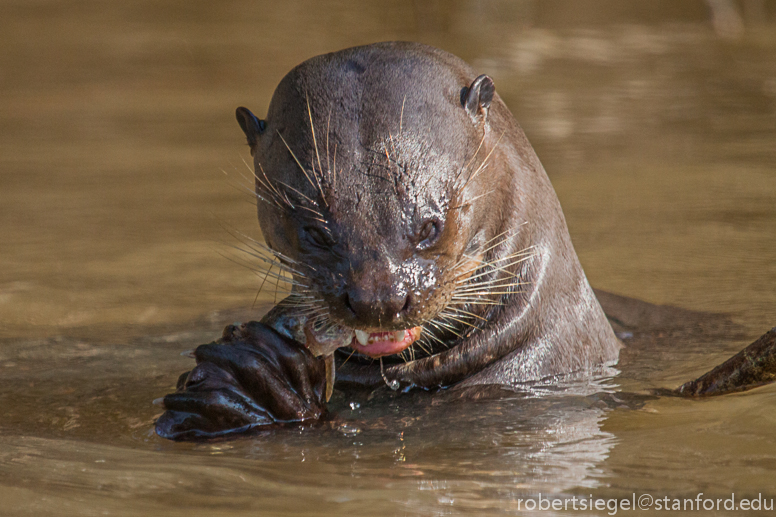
left=235, top=106, right=266, bottom=149
left=461, top=75, right=495, bottom=119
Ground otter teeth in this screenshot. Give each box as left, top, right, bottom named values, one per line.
left=354, top=329, right=407, bottom=347
left=355, top=330, right=370, bottom=346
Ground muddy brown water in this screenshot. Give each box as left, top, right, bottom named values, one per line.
left=1, top=1, right=775, bottom=515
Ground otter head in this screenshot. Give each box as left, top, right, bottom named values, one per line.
left=235, top=43, right=509, bottom=359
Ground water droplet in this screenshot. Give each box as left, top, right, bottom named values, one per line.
left=338, top=423, right=361, bottom=437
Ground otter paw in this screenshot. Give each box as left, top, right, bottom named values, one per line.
left=155, top=322, right=327, bottom=440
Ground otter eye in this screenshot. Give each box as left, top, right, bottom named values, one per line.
left=416, top=218, right=443, bottom=249
left=303, top=226, right=332, bottom=249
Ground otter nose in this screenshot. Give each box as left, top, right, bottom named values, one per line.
left=343, top=287, right=411, bottom=327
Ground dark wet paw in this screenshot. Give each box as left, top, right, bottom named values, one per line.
left=155, top=321, right=327, bottom=440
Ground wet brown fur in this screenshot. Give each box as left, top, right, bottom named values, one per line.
left=242, top=42, right=621, bottom=389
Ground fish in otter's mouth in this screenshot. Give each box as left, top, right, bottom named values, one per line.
left=264, top=302, right=426, bottom=359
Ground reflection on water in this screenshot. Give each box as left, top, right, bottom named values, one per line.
left=1, top=347, right=620, bottom=515
left=1, top=1, right=775, bottom=515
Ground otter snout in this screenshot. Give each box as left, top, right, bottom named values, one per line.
left=342, top=285, right=412, bottom=329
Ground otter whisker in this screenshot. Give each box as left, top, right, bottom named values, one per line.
left=253, top=260, right=276, bottom=308
left=219, top=236, right=331, bottom=309
left=454, top=263, right=514, bottom=283
left=448, top=188, right=496, bottom=211
left=431, top=316, right=466, bottom=334
left=459, top=247, right=534, bottom=269
left=252, top=259, right=297, bottom=308
left=308, top=310, right=332, bottom=328
left=225, top=242, right=306, bottom=279
left=298, top=206, right=328, bottom=221
left=465, top=242, right=534, bottom=261
left=419, top=325, right=448, bottom=348
left=289, top=306, right=328, bottom=319
left=239, top=156, right=274, bottom=195
left=236, top=158, right=271, bottom=197
left=412, top=338, right=433, bottom=357
left=241, top=242, right=300, bottom=269
left=475, top=226, right=526, bottom=252
left=454, top=290, right=529, bottom=298
left=224, top=176, right=279, bottom=208
left=277, top=130, right=322, bottom=199
left=455, top=266, right=531, bottom=286
left=388, top=131, right=397, bottom=158
left=227, top=227, right=306, bottom=269
left=278, top=295, right=321, bottom=306
left=454, top=281, right=531, bottom=294
left=277, top=303, right=325, bottom=315
left=399, top=94, right=406, bottom=135
left=426, top=318, right=463, bottom=337
left=316, top=318, right=340, bottom=334
left=339, top=348, right=357, bottom=368
left=443, top=307, right=488, bottom=322
left=411, top=339, right=431, bottom=356
left=256, top=162, right=293, bottom=208
left=459, top=241, right=532, bottom=271
left=216, top=247, right=301, bottom=287
left=457, top=130, right=487, bottom=182
left=418, top=164, right=438, bottom=195
left=251, top=179, right=288, bottom=210
left=398, top=348, right=410, bottom=363
left=456, top=272, right=525, bottom=290
left=332, top=142, right=338, bottom=188
left=275, top=180, right=322, bottom=211
left=325, top=107, right=332, bottom=175
left=449, top=228, right=523, bottom=271
left=453, top=266, right=516, bottom=289
left=449, top=297, right=505, bottom=306
left=436, top=312, right=481, bottom=331
left=305, top=95, right=328, bottom=207
left=455, top=258, right=532, bottom=286
left=225, top=161, right=258, bottom=193
left=282, top=293, right=325, bottom=305
left=234, top=155, right=294, bottom=211
left=223, top=255, right=293, bottom=288
left=455, top=249, right=535, bottom=280
left=460, top=130, right=506, bottom=192
left=222, top=162, right=281, bottom=209
left=239, top=266, right=300, bottom=290
left=277, top=302, right=321, bottom=311
left=224, top=238, right=299, bottom=268
left=233, top=255, right=306, bottom=284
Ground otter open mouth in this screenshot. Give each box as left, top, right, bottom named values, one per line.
left=350, top=327, right=423, bottom=358
left=296, top=316, right=424, bottom=360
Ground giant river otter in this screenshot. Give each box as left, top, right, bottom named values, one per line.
left=155, top=42, right=776, bottom=440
